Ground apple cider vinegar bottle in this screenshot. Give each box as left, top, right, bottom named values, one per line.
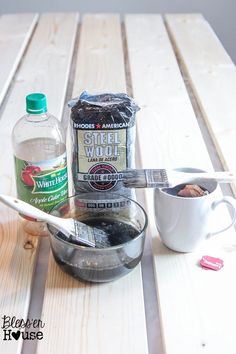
left=12, top=93, right=68, bottom=235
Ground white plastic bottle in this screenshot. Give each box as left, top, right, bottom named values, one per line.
left=12, top=93, right=68, bottom=235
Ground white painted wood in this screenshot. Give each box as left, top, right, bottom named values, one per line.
left=125, top=14, right=236, bottom=354
left=0, top=14, right=38, bottom=106
left=0, top=13, right=78, bottom=354
left=37, top=14, right=148, bottom=354
left=166, top=14, right=236, bottom=195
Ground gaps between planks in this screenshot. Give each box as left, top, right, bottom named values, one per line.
left=163, top=16, right=235, bottom=202
left=124, top=14, right=236, bottom=354
left=37, top=14, right=148, bottom=354
left=0, top=14, right=39, bottom=120
left=62, top=21, right=81, bottom=197
left=22, top=14, right=80, bottom=354
left=165, top=14, right=236, bottom=198
left=0, top=13, right=79, bottom=354
left=121, top=23, right=133, bottom=97
left=122, top=19, right=164, bottom=354
left=61, top=21, right=81, bottom=132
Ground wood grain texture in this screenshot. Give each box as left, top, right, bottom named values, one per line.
left=0, top=13, right=78, bottom=354
left=0, top=13, right=38, bottom=106
left=0, top=13, right=78, bottom=195
left=125, top=14, right=211, bottom=171
left=37, top=14, right=148, bottom=354
left=73, top=14, right=126, bottom=93
left=125, top=14, right=236, bottom=354
left=165, top=14, right=236, bottom=195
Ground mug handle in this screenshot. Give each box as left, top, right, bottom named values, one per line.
left=208, top=196, right=236, bottom=237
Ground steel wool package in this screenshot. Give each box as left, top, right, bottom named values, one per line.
left=69, top=91, right=139, bottom=201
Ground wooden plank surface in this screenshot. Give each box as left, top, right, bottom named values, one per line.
left=0, top=14, right=38, bottom=106
left=73, top=14, right=126, bottom=93
left=165, top=14, right=236, bottom=195
left=38, top=14, right=148, bottom=354
left=125, top=14, right=236, bottom=354
left=0, top=13, right=78, bottom=354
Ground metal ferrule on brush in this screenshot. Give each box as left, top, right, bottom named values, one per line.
left=144, top=169, right=169, bottom=188
left=122, top=169, right=169, bottom=188
left=122, top=169, right=147, bottom=188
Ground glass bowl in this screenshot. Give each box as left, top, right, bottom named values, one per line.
left=47, top=192, right=148, bottom=282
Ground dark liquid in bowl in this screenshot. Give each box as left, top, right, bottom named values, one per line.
left=52, top=252, right=142, bottom=283
left=52, top=218, right=143, bottom=282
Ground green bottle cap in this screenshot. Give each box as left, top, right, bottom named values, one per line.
left=26, top=93, right=47, bottom=114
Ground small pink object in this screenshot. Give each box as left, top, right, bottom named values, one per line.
left=200, top=255, right=224, bottom=271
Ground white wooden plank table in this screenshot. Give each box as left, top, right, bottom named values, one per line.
left=0, top=12, right=236, bottom=354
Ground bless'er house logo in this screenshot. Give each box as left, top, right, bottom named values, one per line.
left=1, top=316, right=45, bottom=341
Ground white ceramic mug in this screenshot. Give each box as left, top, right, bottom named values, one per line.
left=154, top=168, right=236, bottom=252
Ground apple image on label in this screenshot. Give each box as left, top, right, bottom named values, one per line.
left=21, top=165, right=41, bottom=187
